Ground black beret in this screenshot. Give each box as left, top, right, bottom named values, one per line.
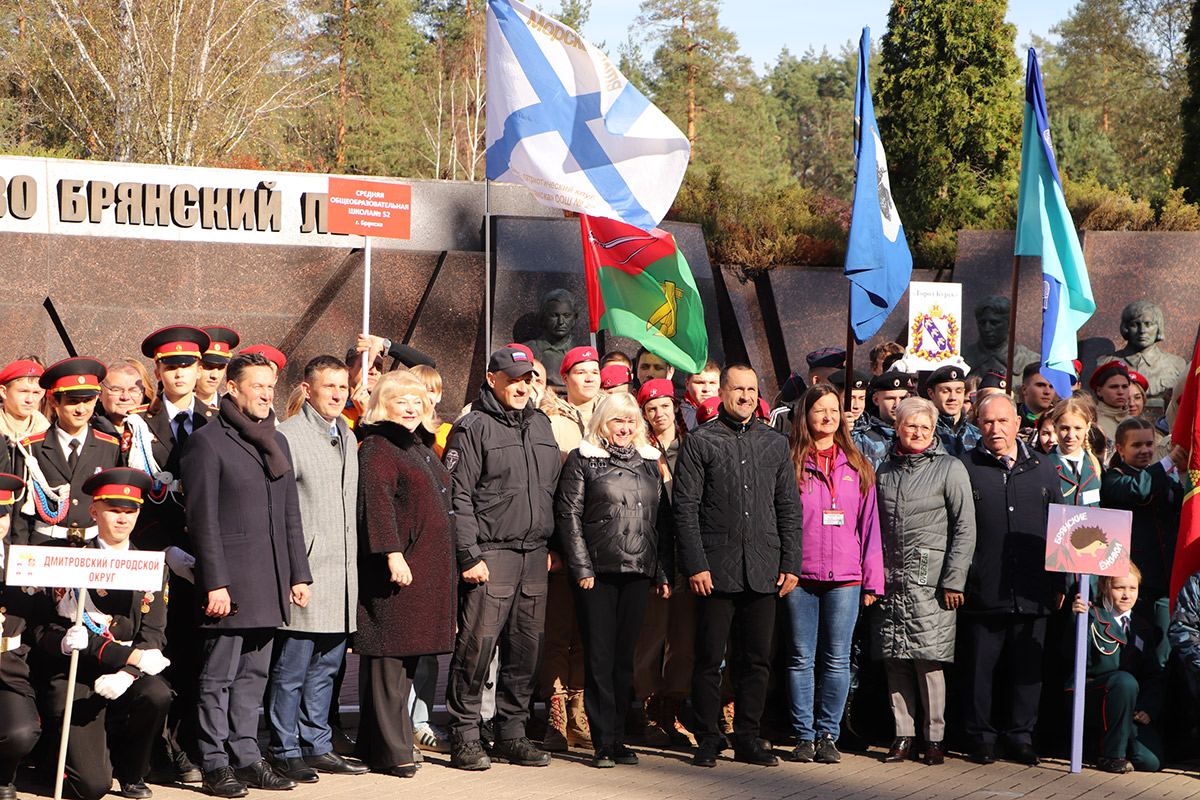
left=926, top=364, right=967, bottom=388
left=806, top=347, right=846, bottom=371
left=830, top=369, right=871, bottom=392
left=870, top=371, right=913, bottom=394
left=978, top=370, right=1009, bottom=391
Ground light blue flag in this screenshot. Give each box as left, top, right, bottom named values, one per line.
left=843, top=27, right=913, bottom=345
left=1015, top=49, right=1095, bottom=399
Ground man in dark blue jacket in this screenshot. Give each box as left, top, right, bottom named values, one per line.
left=183, top=353, right=312, bottom=798
left=674, top=364, right=802, bottom=769
left=959, top=392, right=1063, bottom=767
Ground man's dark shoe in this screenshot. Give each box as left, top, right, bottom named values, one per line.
left=266, top=757, right=317, bottom=784
left=450, top=738, right=492, bottom=771
left=202, top=767, right=248, bottom=799
left=972, top=743, right=997, bottom=765
left=173, top=750, right=203, bottom=783
left=733, top=737, right=778, bottom=766
left=386, top=765, right=417, bottom=778
left=613, top=744, right=639, bottom=765
left=304, top=752, right=368, bottom=775
left=1009, top=742, right=1039, bottom=766
left=814, top=735, right=841, bottom=764
left=692, top=738, right=721, bottom=767
left=883, top=736, right=913, bottom=763
left=117, top=778, right=154, bottom=799
left=233, top=759, right=296, bottom=790
left=0, top=783, right=15, bottom=800
left=592, top=746, right=616, bottom=768
left=1097, top=756, right=1133, bottom=774
left=492, top=737, right=552, bottom=766
left=925, top=741, right=946, bottom=766
left=789, top=740, right=815, bottom=763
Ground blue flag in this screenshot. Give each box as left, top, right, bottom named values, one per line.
left=1015, top=49, right=1095, bottom=399
left=843, top=27, right=913, bottom=345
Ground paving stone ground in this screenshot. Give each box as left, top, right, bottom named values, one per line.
left=14, top=745, right=1200, bottom=800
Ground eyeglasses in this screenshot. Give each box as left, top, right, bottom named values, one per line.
left=102, top=385, right=140, bottom=397
left=901, top=423, right=933, bottom=435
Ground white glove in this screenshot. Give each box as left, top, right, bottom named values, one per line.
left=136, top=648, right=170, bottom=675
left=164, top=546, right=196, bottom=583
left=60, top=625, right=88, bottom=655
left=94, top=671, right=135, bottom=700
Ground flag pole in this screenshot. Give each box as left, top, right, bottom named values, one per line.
left=843, top=285, right=855, bottom=411
left=484, top=179, right=493, bottom=356
left=53, top=594, right=87, bottom=800
left=1005, top=254, right=1021, bottom=384
left=361, top=236, right=372, bottom=379
left=1069, top=575, right=1088, bottom=774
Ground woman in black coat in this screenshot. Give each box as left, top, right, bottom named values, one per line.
left=555, top=392, right=672, bottom=768
left=354, top=371, right=456, bottom=779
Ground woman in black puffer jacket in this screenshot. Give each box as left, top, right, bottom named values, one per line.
left=555, top=392, right=673, bottom=769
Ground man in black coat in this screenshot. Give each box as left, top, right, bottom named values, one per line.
left=0, top=473, right=39, bottom=800
left=673, top=363, right=803, bottom=768
left=181, top=353, right=312, bottom=798
left=958, top=392, right=1064, bottom=767
left=442, top=345, right=562, bottom=771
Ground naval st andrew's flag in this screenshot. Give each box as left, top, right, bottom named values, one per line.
left=486, top=0, right=691, bottom=232
left=843, top=27, right=913, bottom=344
left=1015, top=48, right=1095, bottom=399
left=580, top=214, right=708, bottom=374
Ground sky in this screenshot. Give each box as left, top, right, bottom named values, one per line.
left=576, top=0, right=1070, bottom=74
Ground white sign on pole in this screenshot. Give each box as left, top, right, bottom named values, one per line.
left=5, top=545, right=164, bottom=592
left=906, top=282, right=963, bottom=370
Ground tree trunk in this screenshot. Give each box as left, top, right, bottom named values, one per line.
left=335, top=0, right=351, bottom=166
left=113, top=0, right=139, bottom=161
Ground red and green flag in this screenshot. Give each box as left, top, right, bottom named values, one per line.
left=1170, top=331, right=1200, bottom=611
left=579, top=214, right=708, bottom=374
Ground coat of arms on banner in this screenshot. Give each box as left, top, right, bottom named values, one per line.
left=906, top=282, right=963, bottom=370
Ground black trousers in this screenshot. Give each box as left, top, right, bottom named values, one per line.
left=164, top=577, right=202, bottom=762
left=0, top=689, right=40, bottom=785
left=196, top=629, right=273, bottom=772
left=573, top=573, right=652, bottom=749
left=446, top=548, right=548, bottom=742
left=960, top=613, right=1047, bottom=747
left=355, top=656, right=417, bottom=769
left=692, top=590, right=776, bottom=745
left=44, top=673, right=171, bottom=800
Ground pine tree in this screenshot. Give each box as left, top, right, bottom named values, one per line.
left=1176, top=0, right=1200, bottom=201
left=877, top=0, right=1022, bottom=265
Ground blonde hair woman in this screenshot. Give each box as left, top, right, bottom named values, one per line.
left=554, top=392, right=672, bottom=768
left=354, top=369, right=454, bottom=779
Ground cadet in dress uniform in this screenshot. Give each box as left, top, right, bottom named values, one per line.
left=128, top=325, right=214, bottom=784
left=12, top=358, right=121, bottom=546
left=35, top=468, right=171, bottom=800
left=196, top=328, right=240, bottom=409
left=0, top=474, right=40, bottom=800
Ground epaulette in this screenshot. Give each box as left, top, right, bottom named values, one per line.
left=93, top=431, right=120, bottom=446
left=457, top=411, right=483, bottom=429
left=19, top=432, right=46, bottom=447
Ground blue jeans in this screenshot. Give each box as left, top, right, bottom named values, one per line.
left=266, top=632, right=348, bottom=758
left=408, top=654, right=439, bottom=729
left=784, top=583, right=861, bottom=741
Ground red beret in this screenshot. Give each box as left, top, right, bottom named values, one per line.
left=0, top=359, right=43, bottom=385
left=240, top=344, right=287, bottom=370
left=560, top=346, right=599, bottom=376
left=637, top=378, right=675, bottom=406
left=1089, top=360, right=1129, bottom=393
left=1127, top=369, right=1149, bottom=392
left=696, top=396, right=722, bottom=424
left=600, top=364, right=632, bottom=389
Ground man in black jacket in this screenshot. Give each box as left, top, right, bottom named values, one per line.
left=958, top=392, right=1064, bottom=767
left=182, top=353, right=312, bottom=797
left=442, top=345, right=562, bottom=771
left=674, top=363, right=802, bottom=768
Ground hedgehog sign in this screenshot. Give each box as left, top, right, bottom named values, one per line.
left=1044, top=505, right=1132, bottom=576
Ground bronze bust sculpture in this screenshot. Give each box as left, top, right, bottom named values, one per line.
left=522, top=288, right=581, bottom=387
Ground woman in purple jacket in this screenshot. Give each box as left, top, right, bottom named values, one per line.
left=784, top=384, right=884, bottom=764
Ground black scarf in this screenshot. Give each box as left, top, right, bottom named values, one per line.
left=603, top=438, right=637, bottom=461
left=219, top=394, right=290, bottom=480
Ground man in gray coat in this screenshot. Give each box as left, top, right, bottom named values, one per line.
left=268, top=355, right=367, bottom=782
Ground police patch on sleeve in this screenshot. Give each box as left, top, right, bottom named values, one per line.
left=444, top=449, right=460, bottom=472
